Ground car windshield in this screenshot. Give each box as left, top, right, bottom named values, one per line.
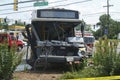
left=84, top=37, right=95, bottom=44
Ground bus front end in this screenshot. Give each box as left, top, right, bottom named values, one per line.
left=25, top=9, right=85, bottom=69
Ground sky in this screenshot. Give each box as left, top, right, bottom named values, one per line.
left=0, top=0, right=120, bottom=25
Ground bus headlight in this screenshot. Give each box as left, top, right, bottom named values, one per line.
left=78, top=48, right=86, bottom=56
left=81, top=51, right=85, bottom=55
left=79, top=47, right=86, bottom=52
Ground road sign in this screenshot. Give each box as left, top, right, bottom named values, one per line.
left=34, top=2, right=48, bottom=7
left=104, top=28, right=108, bottom=34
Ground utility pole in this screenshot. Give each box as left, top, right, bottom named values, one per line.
left=103, top=0, right=113, bottom=35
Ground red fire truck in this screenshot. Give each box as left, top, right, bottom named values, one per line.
left=75, top=31, right=95, bottom=56
left=0, top=33, right=25, bottom=51
left=75, top=31, right=95, bottom=47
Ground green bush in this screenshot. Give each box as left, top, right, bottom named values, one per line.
left=69, top=58, right=87, bottom=72
left=79, top=36, right=120, bottom=77
left=60, top=36, right=120, bottom=79
left=93, top=36, right=120, bottom=76
left=0, top=43, right=23, bottom=80
left=60, top=72, right=80, bottom=79
left=60, top=58, right=87, bottom=79
left=79, top=65, right=108, bottom=78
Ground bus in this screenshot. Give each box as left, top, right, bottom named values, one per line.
left=25, top=8, right=85, bottom=69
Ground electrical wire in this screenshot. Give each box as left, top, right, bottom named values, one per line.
left=82, top=12, right=105, bottom=16
left=0, top=0, right=92, bottom=15
left=50, top=0, right=92, bottom=7
left=0, top=9, right=33, bottom=15
left=82, top=12, right=120, bottom=17
left=0, top=0, right=67, bottom=11
left=0, top=0, right=42, bottom=6
left=111, top=12, right=120, bottom=14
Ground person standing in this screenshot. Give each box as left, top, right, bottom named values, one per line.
left=16, top=33, right=19, bottom=40
left=8, top=35, right=12, bottom=51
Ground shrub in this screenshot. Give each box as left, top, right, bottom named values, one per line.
left=60, top=36, right=120, bottom=79
left=93, top=36, right=120, bottom=76
left=69, top=58, right=87, bottom=72
left=77, top=66, right=105, bottom=78
left=0, top=43, right=23, bottom=80
left=59, top=57, right=87, bottom=79
left=60, top=72, right=80, bottom=79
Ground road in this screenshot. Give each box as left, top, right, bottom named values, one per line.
left=14, top=71, right=62, bottom=80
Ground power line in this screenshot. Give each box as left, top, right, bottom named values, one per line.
left=0, top=9, right=33, bottom=15
left=50, top=0, right=92, bottom=7
left=111, top=12, right=120, bottom=14
left=0, top=0, right=92, bottom=15
left=0, top=0, right=43, bottom=6
left=0, top=5, right=32, bottom=11
left=0, top=0, right=67, bottom=11
left=82, top=12, right=120, bottom=16
left=82, top=12, right=105, bottom=16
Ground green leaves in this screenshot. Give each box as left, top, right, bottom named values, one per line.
left=0, top=42, right=23, bottom=80
left=93, top=37, right=120, bottom=76
left=94, top=14, right=120, bottom=39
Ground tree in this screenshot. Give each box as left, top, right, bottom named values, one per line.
left=93, top=14, right=120, bottom=39
left=0, top=40, right=23, bottom=80
left=84, top=24, right=91, bottom=31
left=14, top=19, right=25, bottom=26
left=75, top=21, right=91, bottom=31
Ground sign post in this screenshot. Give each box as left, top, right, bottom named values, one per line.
left=104, top=28, right=108, bottom=35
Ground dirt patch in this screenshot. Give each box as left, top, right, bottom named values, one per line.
left=13, top=71, right=63, bottom=80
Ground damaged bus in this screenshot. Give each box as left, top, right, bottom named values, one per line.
left=25, top=9, right=85, bottom=69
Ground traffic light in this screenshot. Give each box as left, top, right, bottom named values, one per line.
left=15, top=20, right=17, bottom=24
left=93, top=25, right=95, bottom=29
left=14, top=0, right=18, bottom=11
left=4, top=18, right=7, bottom=23
left=24, top=22, right=26, bottom=25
